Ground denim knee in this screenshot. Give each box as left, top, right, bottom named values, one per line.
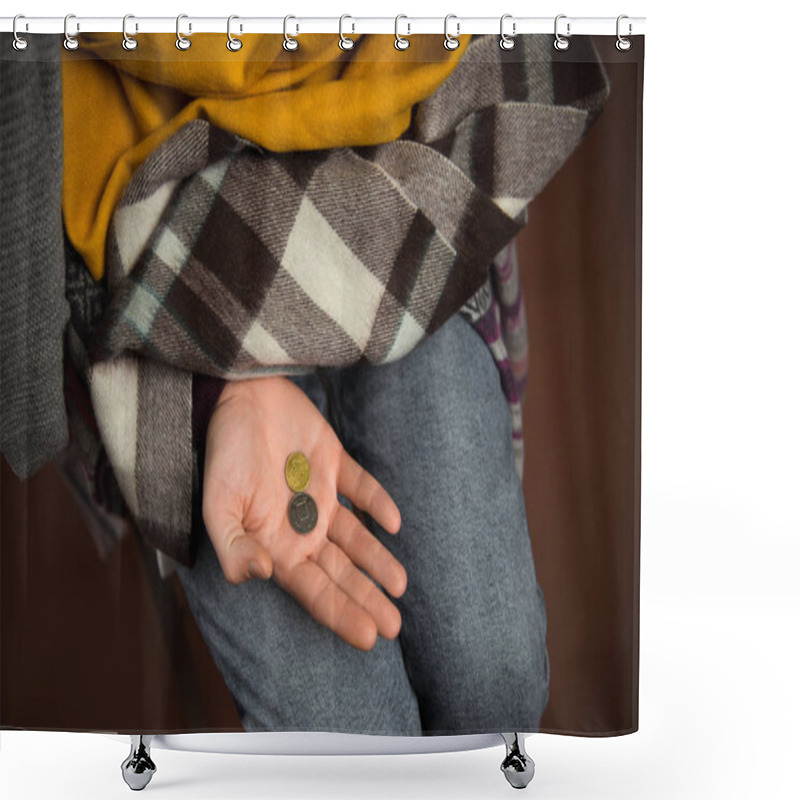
left=407, top=573, right=550, bottom=735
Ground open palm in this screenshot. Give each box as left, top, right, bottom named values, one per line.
left=202, top=374, right=406, bottom=651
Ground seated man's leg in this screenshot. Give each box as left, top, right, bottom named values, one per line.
left=174, top=371, right=422, bottom=735
left=335, top=313, right=550, bottom=734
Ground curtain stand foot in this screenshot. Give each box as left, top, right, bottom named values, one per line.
left=500, top=732, right=535, bottom=789
left=121, top=735, right=157, bottom=791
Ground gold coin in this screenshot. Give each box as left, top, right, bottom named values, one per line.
left=285, top=451, right=310, bottom=492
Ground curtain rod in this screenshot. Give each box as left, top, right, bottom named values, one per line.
left=0, top=16, right=646, bottom=37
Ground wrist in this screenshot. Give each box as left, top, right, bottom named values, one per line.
left=216, top=374, right=288, bottom=411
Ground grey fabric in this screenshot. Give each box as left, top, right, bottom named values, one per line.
left=0, top=35, right=70, bottom=477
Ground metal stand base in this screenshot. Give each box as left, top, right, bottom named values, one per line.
left=500, top=732, right=536, bottom=789
left=121, top=735, right=157, bottom=791
left=118, top=731, right=534, bottom=790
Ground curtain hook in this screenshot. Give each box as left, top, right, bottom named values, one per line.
left=554, top=14, right=570, bottom=51
left=394, top=14, right=410, bottom=51
left=227, top=15, right=242, bottom=51
left=12, top=14, right=28, bottom=51
left=499, top=13, right=516, bottom=50
left=122, top=14, right=138, bottom=51
left=176, top=13, right=192, bottom=50
left=283, top=15, right=298, bottom=51
left=616, top=14, right=632, bottom=51
left=443, top=13, right=460, bottom=51
left=339, top=14, right=355, bottom=51
left=63, top=13, right=79, bottom=51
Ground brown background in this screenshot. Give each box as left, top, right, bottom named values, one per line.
left=1, top=39, right=643, bottom=736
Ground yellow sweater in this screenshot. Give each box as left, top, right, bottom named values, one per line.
left=61, top=33, right=469, bottom=280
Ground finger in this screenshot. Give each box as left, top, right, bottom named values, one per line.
left=328, top=504, right=407, bottom=598
left=337, top=449, right=401, bottom=534
left=317, top=540, right=402, bottom=641
left=203, top=486, right=273, bottom=585
left=288, top=560, right=379, bottom=651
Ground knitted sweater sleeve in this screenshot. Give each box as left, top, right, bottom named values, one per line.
left=0, top=33, right=71, bottom=477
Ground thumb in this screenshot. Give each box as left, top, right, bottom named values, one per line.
left=231, top=533, right=274, bottom=583
left=203, top=481, right=273, bottom=584
left=213, top=522, right=274, bottom=585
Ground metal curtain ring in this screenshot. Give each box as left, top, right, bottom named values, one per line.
left=122, top=14, right=138, bottom=50
left=339, top=14, right=355, bottom=51
left=283, top=15, right=298, bottom=51
left=443, top=13, right=460, bottom=51
left=63, top=13, right=79, bottom=51
left=227, top=15, right=242, bottom=51
left=499, top=13, right=516, bottom=50
left=12, top=14, right=28, bottom=51
left=554, top=14, right=570, bottom=51
left=616, top=14, right=632, bottom=51
left=176, top=14, right=192, bottom=50
left=394, top=14, right=410, bottom=51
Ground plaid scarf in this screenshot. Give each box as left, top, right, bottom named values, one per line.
left=85, top=33, right=609, bottom=568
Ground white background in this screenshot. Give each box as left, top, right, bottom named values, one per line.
left=2, top=0, right=799, bottom=798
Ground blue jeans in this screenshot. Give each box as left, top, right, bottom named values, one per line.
left=174, top=312, right=549, bottom=735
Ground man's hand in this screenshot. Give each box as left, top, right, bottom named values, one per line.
left=202, top=374, right=406, bottom=652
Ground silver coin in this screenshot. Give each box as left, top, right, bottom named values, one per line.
left=288, top=492, right=318, bottom=534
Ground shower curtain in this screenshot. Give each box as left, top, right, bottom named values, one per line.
left=1, top=25, right=643, bottom=743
